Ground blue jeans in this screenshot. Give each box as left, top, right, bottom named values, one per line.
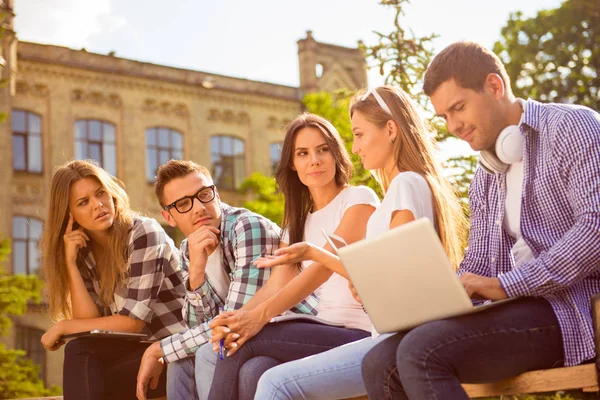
left=167, top=342, right=280, bottom=400
left=255, top=334, right=391, bottom=400
left=207, top=321, right=370, bottom=400
left=362, top=297, right=565, bottom=400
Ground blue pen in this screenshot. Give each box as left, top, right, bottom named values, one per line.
left=218, top=306, right=225, bottom=360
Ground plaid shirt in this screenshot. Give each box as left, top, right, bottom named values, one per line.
left=160, top=203, right=319, bottom=363
left=459, top=99, right=600, bottom=366
left=78, top=216, right=187, bottom=341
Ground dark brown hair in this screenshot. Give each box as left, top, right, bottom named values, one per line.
left=423, top=41, right=512, bottom=97
left=155, top=160, right=212, bottom=206
left=276, top=113, right=353, bottom=257
left=350, top=86, right=467, bottom=269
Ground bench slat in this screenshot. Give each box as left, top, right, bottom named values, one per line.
left=463, top=364, right=597, bottom=397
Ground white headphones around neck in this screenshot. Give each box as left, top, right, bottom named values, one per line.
left=479, top=99, right=526, bottom=174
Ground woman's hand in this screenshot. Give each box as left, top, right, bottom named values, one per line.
left=209, top=308, right=269, bottom=357
left=41, top=322, right=65, bottom=351
left=254, top=242, right=321, bottom=268
left=63, top=213, right=89, bottom=266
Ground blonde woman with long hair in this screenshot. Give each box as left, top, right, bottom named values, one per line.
left=206, top=86, right=467, bottom=400
left=40, top=160, right=187, bottom=400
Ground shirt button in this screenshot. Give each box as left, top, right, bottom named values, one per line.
left=491, top=257, right=496, bottom=263
left=495, top=219, right=501, bottom=225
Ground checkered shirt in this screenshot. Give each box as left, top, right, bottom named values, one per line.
left=79, top=216, right=187, bottom=341
left=459, top=99, right=600, bottom=366
left=160, top=203, right=319, bottom=363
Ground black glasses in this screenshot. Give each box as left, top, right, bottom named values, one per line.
left=164, top=185, right=216, bottom=213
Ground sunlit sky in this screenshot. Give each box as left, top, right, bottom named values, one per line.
left=15, top=0, right=562, bottom=158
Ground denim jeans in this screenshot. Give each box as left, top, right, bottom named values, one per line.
left=63, top=338, right=166, bottom=400
left=166, top=356, right=197, bottom=400
left=362, top=297, right=565, bottom=400
left=254, top=334, right=391, bottom=400
left=167, top=343, right=280, bottom=400
left=207, top=321, right=370, bottom=400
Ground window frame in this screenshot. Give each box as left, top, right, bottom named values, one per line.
left=15, top=325, right=47, bottom=383
left=12, top=109, right=43, bottom=174
left=74, top=119, right=117, bottom=176
left=11, top=215, right=43, bottom=276
left=145, top=126, right=184, bottom=182
left=269, top=142, right=283, bottom=176
left=210, top=135, right=246, bottom=191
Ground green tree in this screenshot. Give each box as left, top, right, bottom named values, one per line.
left=0, top=238, right=61, bottom=398
left=362, top=0, right=475, bottom=203
left=240, top=172, right=285, bottom=225
left=494, top=0, right=600, bottom=110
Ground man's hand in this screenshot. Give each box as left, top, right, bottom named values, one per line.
left=41, top=321, right=65, bottom=351
left=136, top=342, right=164, bottom=400
left=187, top=226, right=220, bottom=289
left=209, top=308, right=268, bottom=357
left=460, top=272, right=508, bottom=301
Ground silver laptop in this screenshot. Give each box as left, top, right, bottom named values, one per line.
left=322, top=219, right=511, bottom=333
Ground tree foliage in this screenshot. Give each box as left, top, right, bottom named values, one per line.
left=0, top=238, right=61, bottom=398
left=494, top=0, right=600, bottom=110
left=240, top=172, right=285, bottom=226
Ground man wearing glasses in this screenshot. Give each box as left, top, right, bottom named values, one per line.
left=136, top=160, right=318, bottom=400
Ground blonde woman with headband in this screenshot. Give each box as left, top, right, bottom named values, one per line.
left=40, top=160, right=187, bottom=400
left=207, top=86, right=466, bottom=400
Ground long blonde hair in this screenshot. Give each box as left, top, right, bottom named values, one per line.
left=41, top=160, right=134, bottom=320
left=349, top=86, right=467, bottom=269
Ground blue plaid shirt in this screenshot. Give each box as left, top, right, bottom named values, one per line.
left=459, top=99, right=600, bottom=367
left=160, top=203, right=319, bottom=363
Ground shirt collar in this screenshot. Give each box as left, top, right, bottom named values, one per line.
left=519, top=98, right=543, bottom=132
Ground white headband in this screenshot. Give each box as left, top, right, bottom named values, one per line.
left=360, top=87, right=392, bottom=116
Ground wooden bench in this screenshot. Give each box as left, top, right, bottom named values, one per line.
left=348, top=294, right=600, bottom=399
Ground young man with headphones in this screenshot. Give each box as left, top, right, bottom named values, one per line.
left=361, top=41, right=600, bottom=400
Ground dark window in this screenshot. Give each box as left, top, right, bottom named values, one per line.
left=75, top=120, right=116, bottom=176
left=146, top=127, right=183, bottom=182
left=15, top=326, right=46, bottom=381
left=12, top=216, right=42, bottom=275
left=210, top=136, right=245, bottom=190
left=270, top=142, right=283, bottom=175
left=12, top=109, right=42, bottom=173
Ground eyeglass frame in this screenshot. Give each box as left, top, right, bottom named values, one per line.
left=360, top=87, right=393, bottom=116
left=163, top=185, right=217, bottom=213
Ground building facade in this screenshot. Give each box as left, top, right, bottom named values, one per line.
left=0, top=0, right=367, bottom=388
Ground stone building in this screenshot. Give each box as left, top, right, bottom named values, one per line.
left=0, top=0, right=367, bottom=389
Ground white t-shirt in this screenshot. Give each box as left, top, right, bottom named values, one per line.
left=367, top=172, right=434, bottom=238
left=205, top=249, right=230, bottom=302
left=502, top=100, right=534, bottom=267
left=365, top=171, right=434, bottom=336
left=283, top=186, right=380, bottom=331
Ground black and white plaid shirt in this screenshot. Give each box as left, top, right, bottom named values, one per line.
left=160, top=203, right=319, bottom=363
left=78, top=216, right=187, bottom=341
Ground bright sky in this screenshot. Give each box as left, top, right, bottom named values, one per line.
left=14, top=0, right=562, bottom=158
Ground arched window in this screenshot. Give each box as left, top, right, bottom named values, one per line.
left=270, top=142, right=283, bottom=176
left=12, top=109, right=42, bottom=173
left=74, top=120, right=116, bottom=176
left=210, top=135, right=245, bottom=190
left=12, top=216, right=42, bottom=275
left=146, top=127, right=183, bottom=182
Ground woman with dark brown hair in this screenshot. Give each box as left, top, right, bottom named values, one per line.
left=40, top=159, right=187, bottom=400
left=191, top=112, right=379, bottom=400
